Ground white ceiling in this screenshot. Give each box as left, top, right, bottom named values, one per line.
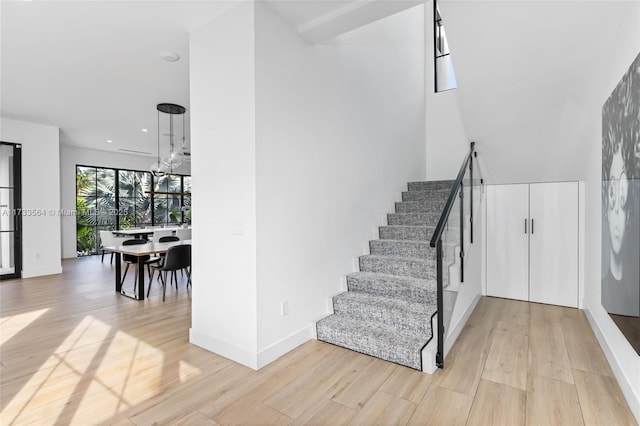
left=1, top=0, right=366, bottom=157
left=1, top=1, right=238, bottom=156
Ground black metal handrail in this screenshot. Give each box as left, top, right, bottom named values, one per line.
left=429, top=141, right=475, bottom=248
left=430, top=141, right=476, bottom=369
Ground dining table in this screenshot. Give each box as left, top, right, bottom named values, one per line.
left=106, top=239, right=192, bottom=300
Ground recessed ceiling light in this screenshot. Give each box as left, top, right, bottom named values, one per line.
left=141, top=128, right=148, bottom=133
left=160, top=51, right=180, bottom=62
left=107, top=140, right=113, bottom=143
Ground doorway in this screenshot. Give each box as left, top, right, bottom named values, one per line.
left=0, top=142, right=22, bottom=280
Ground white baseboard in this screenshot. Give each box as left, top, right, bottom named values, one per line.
left=584, top=307, right=640, bottom=423
left=189, top=328, right=258, bottom=370
left=421, top=337, right=437, bottom=374
left=22, top=266, right=63, bottom=278
left=445, top=293, right=481, bottom=356
left=257, top=325, right=312, bottom=369
left=190, top=326, right=313, bottom=371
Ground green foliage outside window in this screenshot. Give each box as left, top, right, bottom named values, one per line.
left=76, top=166, right=190, bottom=256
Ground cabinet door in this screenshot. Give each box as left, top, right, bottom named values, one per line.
left=529, top=182, right=578, bottom=307
left=486, top=184, right=530, bottom=301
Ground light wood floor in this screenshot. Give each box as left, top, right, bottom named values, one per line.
left=0, top=256, right=636, bottom=425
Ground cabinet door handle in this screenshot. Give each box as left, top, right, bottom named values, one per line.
left=531, top=218, right=534, bottom=234
left=525, top=218, right=527, bottom=234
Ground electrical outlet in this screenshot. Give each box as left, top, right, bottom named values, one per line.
left=281, top=301, right=289, bottom=316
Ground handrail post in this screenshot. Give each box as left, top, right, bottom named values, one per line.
left=459, top=184, right=464, bottom=283
left=436, top=238, right=444, bottom=368
left=469, top=153, right=474, bottom=244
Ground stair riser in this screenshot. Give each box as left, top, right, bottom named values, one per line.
left=408, top=181, right=455, bottom=191
left=369, top=240, right=434, bottom=259
left=359, top=256, right=436, bottom=280
left=347, top=275, right=437, bottom=304
left=402, top=190, right=451, bottom=202
left=332, top=298, right=431, bottom=335
left=395, top=201, right=447, bottom=213
left=316, top=321, right=422, bottom=370
left=388, top=213, right=455, bottom=226
left=379, top=226, right=431, bottom=241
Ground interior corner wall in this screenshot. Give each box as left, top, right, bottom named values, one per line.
left=582, top=3, right=640, bottom=419
left=59, top=145, right=189, bottom=259
left=254, top=2, right=426, bottom=365
left=0, top=117, right=62, bottom=277
left=424, top=1, right=469, bottom=181
left=188, top=1, right=259, bottom=369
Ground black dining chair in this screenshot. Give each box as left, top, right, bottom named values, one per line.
left=152, top=235, right=180, bottom=283
left=121, top=239, right=159, bottom=293
left=148, top=244, right=191, bottom=301
left=158, top=235, right=179, bottom=243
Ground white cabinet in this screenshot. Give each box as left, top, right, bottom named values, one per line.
left=486, top=184, right=530, bottom=301
left=486, top=182, right=579, bottom=308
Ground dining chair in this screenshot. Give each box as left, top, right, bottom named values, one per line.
left=153, top=235, right=180, bottom=280
left=99, top=230, right=126, bottom=264
left=151, top=229, right=173, bottom=242
left=148, top=244, right=191, bottom=301
left=121, top=239, right=160, bottom=293
left=175, top=228, right=191, bottom=241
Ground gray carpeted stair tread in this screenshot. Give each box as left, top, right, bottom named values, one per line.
left=332, top=291, right=436, bottom=335
left=369, top=239, right=434, bottom=258
left=346, top=272, right=437, bottom=303
left=316, top=314, right=428, bottom=370
left=408, top=180, right=455, bottom=191
left=388, top=212, right=457, bottom=226
left=359, top=254, right=436, bottom=280
left=379, top=225, right=433, bottom=241
left=395, top=200, right=447, bottom=213
left=402, top=189, right=453, bottom=202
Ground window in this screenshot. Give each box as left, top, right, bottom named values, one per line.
left=434, top=0, right=457, bottom=92
left=76, top=165, right=190, bottom=256
left=118, top=170, right=152, bottom=228
left=76, top=167, right=116, bottom=256
left=183, top=176, right=191, bottom=225
left=153, top=174, right=182, bottom=227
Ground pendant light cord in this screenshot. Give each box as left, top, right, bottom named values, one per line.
left=156, top=109, right=161, bottom=168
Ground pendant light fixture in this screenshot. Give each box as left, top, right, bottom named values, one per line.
left=150, top=103, right=186, bottom=177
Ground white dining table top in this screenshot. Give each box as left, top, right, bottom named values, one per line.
left=106, top=240, right=191, bottom=256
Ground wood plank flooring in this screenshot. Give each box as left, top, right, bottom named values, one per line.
left=0, top=256, right=637, bottom=425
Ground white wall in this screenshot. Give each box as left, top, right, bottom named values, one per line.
left=59, top=145, right=189, bottom=259
left=424, top=2, right=469, bottom=181
left=0, top=117, right=62, bottom=277
left=441, top=1, right=634, bottom=185
left=189, top=1, right=427, bottom=369
left=254, top=2, right=426, bottom=365
left=189, top=2, right=260, bottom=368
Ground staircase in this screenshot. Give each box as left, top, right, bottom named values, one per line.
left=316, top=180, right=456, bottom=370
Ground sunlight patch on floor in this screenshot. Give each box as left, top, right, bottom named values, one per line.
left=179, top=359, right=202, bottom=383
left=2, top=315, right=110, bottom=423
left=2, top=309, right=202, bottom=424
left=0, top=308, right=49, bottom=344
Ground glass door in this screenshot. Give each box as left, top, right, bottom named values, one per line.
left=0, top=142, right=22, bottom=280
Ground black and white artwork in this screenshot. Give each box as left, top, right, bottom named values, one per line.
left=602, top=52, right=640, bottom=355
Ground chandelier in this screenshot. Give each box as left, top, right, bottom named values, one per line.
left=150, top=103, right=187, bottom=177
